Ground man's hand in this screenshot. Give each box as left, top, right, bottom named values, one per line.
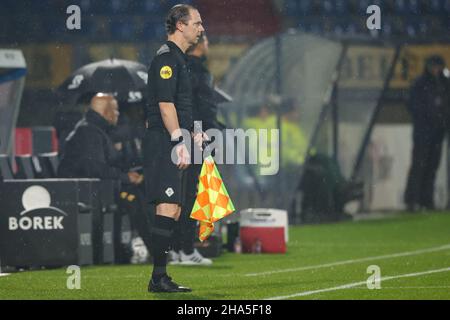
left=192, top=132, right=210, bottom=151
left=114, top=142, right=123, bottom=151
left=128, top=172, right=144, bottom=185
left=176, top=143, right=191, bottom=170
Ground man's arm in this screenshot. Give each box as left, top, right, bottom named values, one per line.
left=159, top=102, right=182, bottom=139
left=159, top=102, right=190, bottom=169
left=74, top=127, right=130, bottom=182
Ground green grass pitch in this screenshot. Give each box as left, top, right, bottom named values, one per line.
left=1, top=212, right=450, bottom=300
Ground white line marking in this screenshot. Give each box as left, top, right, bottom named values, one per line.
left=335, top=286, right=450, bottom=290
left=246, top=244, right=450, bottom=277
left=0, top=273, right=10, bottom=277
left=266, top=266, right=450, bottom=300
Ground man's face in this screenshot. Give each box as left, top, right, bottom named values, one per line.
left=105, top=98, right=119, bottom=126
left=181, top=9, right=205, bottom=46
left=431, top=65, right=444, bottom=77
left=201, top=35, right=209, bottom=56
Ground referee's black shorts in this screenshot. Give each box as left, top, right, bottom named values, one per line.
left=143, top=127, right=188, bottom=206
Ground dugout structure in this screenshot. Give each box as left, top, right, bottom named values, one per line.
left=219, top=32, right=434, bottom=223
left=0, top=49, right=27, bottom=155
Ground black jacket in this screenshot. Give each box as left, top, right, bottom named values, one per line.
left=187, top=55, right=225, bottom=131
left=146, top=41, right=193, bottom=130
left=408, top=72, right=450, bottom=129
left=109, top=113, right=145, bottom=171
left=57, top=110, right=128, bottom=183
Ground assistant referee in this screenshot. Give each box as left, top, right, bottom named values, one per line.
left=144, top=4, right=205, bottom=293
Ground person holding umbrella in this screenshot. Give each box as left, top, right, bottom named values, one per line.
left=56, top=59, right=152, bottom=262
left=55, top=58, right=147, bottom=150
left=144, top=4, right=205, bottom=293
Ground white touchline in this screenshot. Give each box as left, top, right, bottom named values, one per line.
left=246, top=244, right=450, bottom=277
left=265, top=266, right=450, bottom=300
left=0, top=273, right=10, bottom=277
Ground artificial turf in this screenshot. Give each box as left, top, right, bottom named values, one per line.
left=1, top=212, right=449, bottom=300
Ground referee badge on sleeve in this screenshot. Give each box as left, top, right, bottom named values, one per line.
left=160, top=66, right=173, bottom=79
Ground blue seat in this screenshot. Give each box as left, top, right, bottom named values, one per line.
left=284, top=0, right=312, bottom=16
left=335, top=0, right=350, bottom=15
left=405, top=20, right=419, bottom=37
left=394, top=0, right=409, bottom=13
left=89, top=0, right=115, bottom=14
left=407, top=0, right=421, bottom=14
left=444, top=0, right=450, bottom=12
left=358, top=0, right=372, bottom=14
left=322, top=0, right=335, bottom=14
left=143, top=21, right=167, bottom=41
left=380, top=19, right=394, bottom=36
left=110, top=18, right=137, bottom=40
left=143, top=0, right=165, bottom=14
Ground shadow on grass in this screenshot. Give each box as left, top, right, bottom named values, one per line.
left=149, top=292, right=227, bottom=300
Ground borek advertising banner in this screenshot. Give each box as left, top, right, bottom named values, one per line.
left=0, top=180, right=93, bottom=268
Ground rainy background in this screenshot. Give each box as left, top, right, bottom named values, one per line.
left=1, top=0, right=450, bottom=224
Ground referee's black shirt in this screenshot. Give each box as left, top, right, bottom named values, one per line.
left=146, top=41, right=193, bottom=131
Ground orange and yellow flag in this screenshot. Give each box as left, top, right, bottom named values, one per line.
left=190, top=156, right=235, bottom=241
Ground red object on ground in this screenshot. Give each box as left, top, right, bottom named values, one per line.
left=51, top=127, right=58, bottom=153
left=240, top=226, right=286, bottom=253
left=15, top=128, right=33, bottom=155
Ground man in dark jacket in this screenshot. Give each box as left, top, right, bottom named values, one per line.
left=109, top=102, right=152, bottom=264
left=404, top=55, right=450, bottom=211
left=58, top=93, right=144, bottom=264
left=58, top=93, right=143, bottom=185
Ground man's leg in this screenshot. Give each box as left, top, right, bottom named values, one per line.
left=150, top=203, right=179, bottom=281
left=144, top=129, right=191, bottom=292
left=420, top=129, right=445, bottom=209
left=179, top=164, right=199, bottom=255
left=405, top=125, right=428, bottom=210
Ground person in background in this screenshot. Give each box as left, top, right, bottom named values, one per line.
left=57, top=92, right=142, bottom=186
left=109, top=102, right=151, bottom=264
left=58, top=93, right=144, bottom=263
left=404, top=55, right=450, bottom=211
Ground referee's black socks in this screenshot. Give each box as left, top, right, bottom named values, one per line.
left=151, top=215, right=175, bottom=281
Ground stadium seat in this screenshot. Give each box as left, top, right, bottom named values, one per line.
left=110, top=18, right=138, bottom=41
left=407, top=0, right=421, bottom=14
left=358, top=0, right=373, bottom=14
left=427, top=0, right=440, bottom=12
left=33, top=153, right=59, bottom=179
left=143, top=0, right=165, bottom=14
left=394, top=0, right=407, bottom=13
left=284, top=0, right=312, bottom=16
left=89, top=0, right=116, bottom=14
left=143, top=21, right=167, bottom=41
left=380, top=19, right=394, bottom=36
left=15, top=155, right=35, bottom=180
left=322, top=0, right=335, bottom=14
left=335, top=0, right=350, bottom=15
left=444, top=0, right=450, bottom=12
left=0, top=155, right=14, bottom=180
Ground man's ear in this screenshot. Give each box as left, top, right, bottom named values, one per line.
left=176, top=20, right=185, bottom=33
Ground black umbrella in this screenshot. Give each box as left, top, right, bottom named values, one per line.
left=57, top=58, right=148, bottom=105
